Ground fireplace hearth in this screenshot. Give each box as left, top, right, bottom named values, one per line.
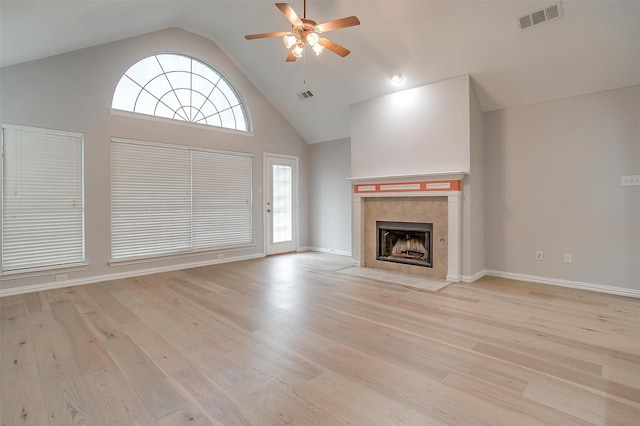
left=377, top=221, right=432, bottom=268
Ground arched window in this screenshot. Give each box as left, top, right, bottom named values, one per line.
left=112, top=54, right=250, bottom=131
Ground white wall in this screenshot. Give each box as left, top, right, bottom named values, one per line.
left=350, top=75, right=471, bottom=178
left=484, top=85, right=640, bottom=291
left=0, top=28, right=309, bottom=293
left=308, top=138, right=352, bottom=255
left=461, top=79, right=485, bottom=279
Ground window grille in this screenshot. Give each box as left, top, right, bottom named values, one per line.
left=112, top=54, right=250, bottom=132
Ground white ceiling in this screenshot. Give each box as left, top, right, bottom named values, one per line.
left=1, top=1, right=638, bottom=144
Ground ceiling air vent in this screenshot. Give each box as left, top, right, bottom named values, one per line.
left=298, top=90, right=315, bottom=100
left=518, top=3, right=563, bottom=31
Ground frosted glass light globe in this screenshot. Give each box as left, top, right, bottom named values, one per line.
left=306, top=32, right=320, bottom=47
left=283, top=34, right=297, bottom=49
left=292, top=44, right=304, bottom=58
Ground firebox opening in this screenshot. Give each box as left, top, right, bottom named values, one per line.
left=376, top=221, right=432, bottom=268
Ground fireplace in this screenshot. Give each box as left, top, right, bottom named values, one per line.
left=350, top=173, right=465, bottom=281
left=362, top=197, right=447, bottom=278
left=377, top=221, right=432, bottom=267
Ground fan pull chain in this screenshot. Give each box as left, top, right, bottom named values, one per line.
left=303, top=47, right=307, bottom=84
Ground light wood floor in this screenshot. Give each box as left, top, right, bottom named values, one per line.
left=1, top=252, right=639, bottom=425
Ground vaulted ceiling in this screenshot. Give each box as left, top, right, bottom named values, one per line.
left=1, top=1, right=638, bottom=144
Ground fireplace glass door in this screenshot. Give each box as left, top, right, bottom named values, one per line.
left=377, top=221, right=432, bottom=267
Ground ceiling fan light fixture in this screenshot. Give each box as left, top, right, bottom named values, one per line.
left=312, top=44, right=324, bottom=56
left=244, top=1, right=361, bottom=62
left=306, top=32, right=320, bottom=47
left=283, top=34, right=297, bottom=49
left=292, top=43, right=304, bottom=58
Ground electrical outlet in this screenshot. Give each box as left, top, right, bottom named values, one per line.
left=564, top=253, right=572, bottom=264
left=621, top=175, right=640, bottom=186
left=55, top=274, right=68, bottom=282
left=536, top=251, right=544, bottom=261
left=217, top=254, right=224, bottom=259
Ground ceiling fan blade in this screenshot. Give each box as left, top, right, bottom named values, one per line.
left=245, top=31, right=289, bottom=40
left=286, top=50, right=297, bottom=62
left=276, top=3, right=302, bottom=27
left=318, top=37, right=351, bottom=57
left=316, top=16, right=360, bottom=33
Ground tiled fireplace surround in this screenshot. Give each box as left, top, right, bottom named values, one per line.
left=350, top=173, right=464, bottom=282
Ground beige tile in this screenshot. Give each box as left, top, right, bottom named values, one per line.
left=434, top=198, right=448, bottom=223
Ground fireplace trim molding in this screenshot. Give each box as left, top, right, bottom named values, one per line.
left=349, top=172, right=467, bottom=282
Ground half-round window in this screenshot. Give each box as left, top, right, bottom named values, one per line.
left=112, top=54, right=250, bottom=132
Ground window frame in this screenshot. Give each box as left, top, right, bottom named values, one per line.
left=111, top=53, right=252, bottom=134
left=109, top=137, right=254, bottom=265
left=1, top=123, right=87, bottom=276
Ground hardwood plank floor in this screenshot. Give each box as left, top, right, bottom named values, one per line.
left=1, top=252, right=638, bottom=425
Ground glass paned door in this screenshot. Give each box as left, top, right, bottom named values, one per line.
left=272, top=164, right=293, bottom=243
left=265, top=154, right=297, bottom=254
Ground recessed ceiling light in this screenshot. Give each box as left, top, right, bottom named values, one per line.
left=390, top=73, right=404, bottom=84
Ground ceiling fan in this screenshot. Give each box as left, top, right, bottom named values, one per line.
left=244, top=1, right=360, bottom=62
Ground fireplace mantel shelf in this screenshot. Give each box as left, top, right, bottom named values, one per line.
left=348, top=171, right=468, bottom=184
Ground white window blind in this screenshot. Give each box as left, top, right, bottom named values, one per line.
left=192, top=151, right=252, bottom=250
left=2, top=125, right=85, bottom=273
left=111, top=139, right=252, bottom=261
left=111, top=141, right=192, bottom=260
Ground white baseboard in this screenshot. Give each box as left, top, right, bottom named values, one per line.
left=446, top=274, right=460, bottom=283
left=0, top=253, right=266, bottom=298
left=461, top=270, right=488, bottom=283
left=303, top=247, right=353, bottom=257
left=483, top=270, right=640, bottom=298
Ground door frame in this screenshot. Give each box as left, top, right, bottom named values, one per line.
left=263, top=152, right=299, bottom=255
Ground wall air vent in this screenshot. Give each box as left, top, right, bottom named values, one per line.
left=298, top=90, right=315, bottom=100
left=518, top=3, right=563, bottom=31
